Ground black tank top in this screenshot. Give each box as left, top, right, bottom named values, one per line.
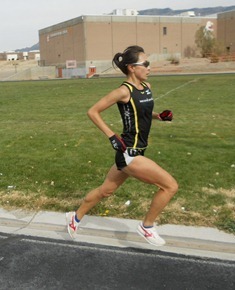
left=117, top=81, right=154, bottom=149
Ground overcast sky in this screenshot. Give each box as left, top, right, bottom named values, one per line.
left=0, top=0, right=234, bottom=51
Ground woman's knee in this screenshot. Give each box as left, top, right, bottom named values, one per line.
left=82, top=185, right=115, bottom=203
left=165, top=179, right=178, bottom=197
left=99, top=185, right=116, bottom=198
left=170, top=179, right=178, bottom=194
left=156, top=178, right=178, bottom=197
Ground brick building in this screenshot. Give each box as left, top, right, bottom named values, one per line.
left=39, top=14, right=218, bottom=76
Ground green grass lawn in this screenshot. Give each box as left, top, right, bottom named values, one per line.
left=0, top=74, right=234, bottom=233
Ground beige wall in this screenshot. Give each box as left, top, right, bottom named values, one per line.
left=39, top=15, right=218, bottom=73
left=39, top=18, right=85, bottom=66
left=217, top=10, right=235, bottom=53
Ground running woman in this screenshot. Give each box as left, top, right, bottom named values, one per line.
left=66, top=45, right=178, bottom=246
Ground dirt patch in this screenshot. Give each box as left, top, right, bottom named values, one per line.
left=202, top=187, right=235, bottom=199
left=151, top=58, right=235, bottom=74
left=1, top=58, right=234, bottom=80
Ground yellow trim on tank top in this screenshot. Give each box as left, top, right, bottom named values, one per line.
left=130, top=98, right=139, bottom=148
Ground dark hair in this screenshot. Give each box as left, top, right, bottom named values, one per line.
left=112, top=45, right=145, bottom=75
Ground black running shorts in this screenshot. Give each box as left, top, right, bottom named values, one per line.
left=115, top=148, right=145, bottom=170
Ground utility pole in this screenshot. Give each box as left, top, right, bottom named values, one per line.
left=13, top=61, right=18, bottom=74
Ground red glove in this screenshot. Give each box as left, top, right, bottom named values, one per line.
left=109, top=134, right=126, bottom=152
left=159, top=110, right=173, bottom=121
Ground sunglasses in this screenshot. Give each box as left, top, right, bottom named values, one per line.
left=131, top=60, right=150, bottom=68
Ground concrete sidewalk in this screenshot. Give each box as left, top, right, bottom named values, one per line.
left=0, top=207, right=234, bottom=261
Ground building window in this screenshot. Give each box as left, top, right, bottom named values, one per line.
left=163, top=48, right=168, bottom=54
left=163, top=27, right=167, bottom=35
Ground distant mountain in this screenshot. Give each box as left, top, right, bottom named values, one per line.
left=15, top=42, right=39, bottom=52
left=139, top=6, right=235, bottom=16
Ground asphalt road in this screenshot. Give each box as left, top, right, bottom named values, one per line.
left=0, top=233, right=234, bottom=290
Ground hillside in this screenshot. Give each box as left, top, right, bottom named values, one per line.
left=16, top=42, right=39, bottom=52
left=139, top=6, right=235, bottom=16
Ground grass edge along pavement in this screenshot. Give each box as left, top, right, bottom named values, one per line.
left=0, top=74, right=234, bottom=234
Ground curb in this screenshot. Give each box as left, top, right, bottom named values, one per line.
left=0, top=208, right=234, bottom=261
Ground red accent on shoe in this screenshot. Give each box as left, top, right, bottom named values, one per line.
left=69, top=216, right=76, bottom=231
left=141, top=225, right=154, bottom=238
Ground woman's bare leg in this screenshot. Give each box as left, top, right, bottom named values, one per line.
left=122, top=155, right=178, bottom=226
left=76, top=164, right=128, bottom=220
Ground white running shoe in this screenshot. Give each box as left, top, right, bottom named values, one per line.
left=66, top=211, right=80, bottom=239
left=137, top=222, right=166, bottom=246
